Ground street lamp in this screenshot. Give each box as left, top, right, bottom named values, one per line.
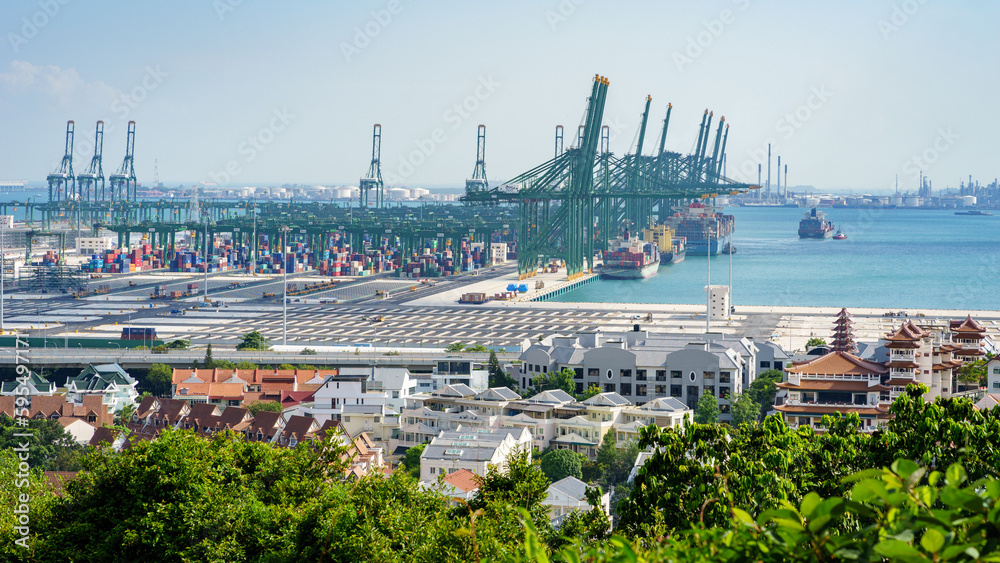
left=281, top=226, right=290, bottom=347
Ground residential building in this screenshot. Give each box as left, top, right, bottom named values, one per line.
left=882, top=321, right=960, bottom=402
left=988, top=357, right=1000, bottom=392
left=754, top=339, right=790, bottom=373
left=502, top=389, right=579, bottom=451
left=412, top=358, right=490, bottom=393
left=549, top=393, right=629, bottom=459
left=0, top=394, right=113, bottom=432
left=65, top=364, right=138, bottom=413
left=420, top=467, right=480, bottom=503
left=544, top=476, right=610, bottom=524
left=396, top=385, right=513, bottom=450
left=517, top=330, right=758, bottom=422
left=171, top=367, right=335, bottom=406
left=615, top=397, right=691, bottom=443
left=420, top=426, right=532, bottom=481
left=0, top=370, right=56, bottom=396
left=776, top=351, right=890, bottom=432
left=950, top=316, right=987, bottom=363
left=339, top=366, right=418, bottom=413
left=297, top=375, right=389, bottom=426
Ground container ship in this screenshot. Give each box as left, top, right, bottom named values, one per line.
left=798, top=208, right=835, bottom=238
left=640, top=224, right=685, bottom=264
left=601, top=230, right=659, bottom=279
left=663, top=202, right=734, bottom=256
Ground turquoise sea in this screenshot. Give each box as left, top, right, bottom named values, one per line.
left=551, top=207, right=1000, bottom=311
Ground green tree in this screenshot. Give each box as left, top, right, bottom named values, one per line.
left=166, top=339, right=190, bottom=350
left=694, top=392, right=720, bottom=424
left=747, top=368, right=785, bottom=413
left=728, top=391, right=761, bottom=428
left=277, top=363, right=296, bottom=371
left=144, top=363, right=173, bottom=396
left=402, top=443, right=426, bottom=478
left=488, top=350, right=518, bottom=390
left=806, top=337, right=827, bottom=348
left=235, top=361, right=258, bottom=369
left=530, top=367, right=576, bottom=396
left=115, top=403, right=137, bottom=426
left=539, top=448, right=584, bottom=482
left=468, top=448, right=553, bottom=551
left=245, top=401, right=282, bottom=415
left=957, top=358, right=986, bottom=387
left=578, top=384, right=602, bottom=401
left=0, top=418, right=85, bottom=471
left=444, top=342, right=466, bottom=352
left=236, top=330, right=272, bottom=351
left=300, top=347, right=317, bottom=355
left=466, top=343, right=488, bottom=353
left=203, top=342, right=215, bottom=368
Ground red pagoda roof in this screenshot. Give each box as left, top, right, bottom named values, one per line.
left=950, top=315, right=985, bottom=333
left=786, top=351, right=888, bottom=376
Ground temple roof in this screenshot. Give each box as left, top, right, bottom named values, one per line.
left=786, top=351, right=888, bottom=376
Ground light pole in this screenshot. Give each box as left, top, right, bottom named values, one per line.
left=281, top=227, right=290, bottom=347
left=204, top=218, right=210, bottom=303
left=1, top=219, right=5, bottom=335
left=706, top=230, right=711, bottom=333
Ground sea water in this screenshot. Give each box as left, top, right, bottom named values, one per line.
left=551, top=207, right=1000, bottom=311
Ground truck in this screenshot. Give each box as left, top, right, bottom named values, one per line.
left=121, top=327, right=158, bottom=341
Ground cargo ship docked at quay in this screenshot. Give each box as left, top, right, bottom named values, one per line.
left=662, top=202, right=733, bottom=256
left=600, top=230, right=660, bottom=279
left=641, top=224, right=686, bottom=264
left=798, top=207, right=835, bottom=238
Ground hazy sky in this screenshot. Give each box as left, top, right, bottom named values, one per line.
left=1, top=0, right=996, bottom=193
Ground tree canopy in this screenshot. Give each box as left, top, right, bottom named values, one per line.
left=236, top=330, right=272, bottom=351
left=529, top=367, right=576, bottom=397
left=693, top=392, right=720, bottom=424
left=539, top=448, right=584, bottom=482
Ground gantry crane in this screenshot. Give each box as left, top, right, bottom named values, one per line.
left=47, top=120, right=75, bottom=203
left=77, top=121, right=105, bottom=203
left=465, top=124, right=488, bottom=194
left=359, top=124, right=384, bottom=208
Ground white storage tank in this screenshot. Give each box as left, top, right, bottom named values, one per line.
left=961, top=195, right=977, bottom=207
left=903, top=196, right=921, bottom=207
left=387, top=188, right=410, bottom=200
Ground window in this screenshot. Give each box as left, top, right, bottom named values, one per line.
left=574, top=367, right=583, bottom=379
left=703, top=371, right=715, bottom=380
left=689, top=371, right=697, bottom=382
left=620, top=383, right=631, bottom=396
left=719, top=372, right=731, bottom=383
left=993, top=381, right=1000, bottom=389
left=604, top=383, right=616, bottom=393
left=760, top=361, right=771, bottom=368
left=620, top=369, right=632, bottom=378
left=670, top=385, right=682, bottom=397
left=606, top=369, right=614, bottom=380
left=720, top=403, right=730, bottom=414
left=773, top=361, right=783, bottom=370
left=670, top=370, right=682, bottom=379
left=718, top=385, right=728, bottom=398
left=429, top=467, right=436, bottom=474
left=543, top=366, right=548, bottom=373
left=705, top=385, right=715, bottom=397
left=656, top=370, right=668, bottom=381
left=656, top=385, right=667, bottom=396
left=636, top=384, right=647, bottom=396
left=576, top=382, right=584, bottom=393
left=588, top=368, right=599, bottom=377
left=993, top=367, right=1000, bottom=375
left=636, top=369, right=647, bottom=380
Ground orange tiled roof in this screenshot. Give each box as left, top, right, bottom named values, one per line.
left=786, top=351, right=888, bottom=376
left=443, top=468, right=481, bottom=493
left=777, top=380, right=888, bottom=392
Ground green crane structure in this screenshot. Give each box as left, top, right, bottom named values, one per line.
left=462, top=75, right=760, bottom=279
left=359, top=124, right=384, bottom=208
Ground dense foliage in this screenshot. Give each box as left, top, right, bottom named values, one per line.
left=236, top=330, right=272, bottom=351
left=6, top=384, right=1000, bottom=561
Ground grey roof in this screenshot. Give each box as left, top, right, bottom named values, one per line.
left=432, top=384, right=477, bottom=398
left=582, top=392, right=630, bottom=407
left=550, top=346, right=587, bottom=365
left=639, top=397, right=689, bottom=412
left=525, top=389, right=575, bottom=404
left=548, top=476, right=589, bottom=501
left=550, top=432, right=597, bottom=446
left=475, top=387, right=521, bottom=401
left=422, top=443, right=500, bottom=463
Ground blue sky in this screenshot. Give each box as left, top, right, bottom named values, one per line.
left=0, top=0, right=996, bottom=193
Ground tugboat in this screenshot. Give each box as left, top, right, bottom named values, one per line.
left=798, top=208, right=835, bottom=238
left=601, top=229, right=660, bottom=279
left=833, top=229, right=846, bottom=240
